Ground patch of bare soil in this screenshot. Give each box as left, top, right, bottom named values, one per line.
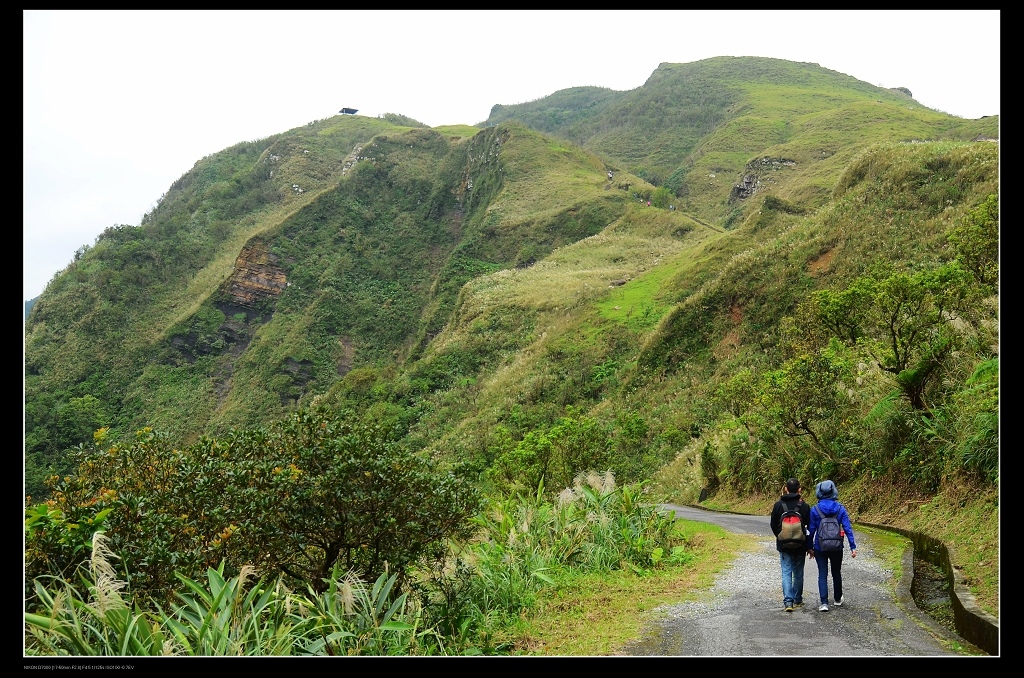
left=807, top=248, right=836, bottom=276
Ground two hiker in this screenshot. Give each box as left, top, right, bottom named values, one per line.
left=771, top=478, right=857, bottom=613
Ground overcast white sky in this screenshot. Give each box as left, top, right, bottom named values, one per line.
left=23, top=10, right=1000, bottom=302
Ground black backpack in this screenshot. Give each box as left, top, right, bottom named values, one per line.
left=813, top=505, right=844, bottom=552
left=776, top=500, right=806, bottom=551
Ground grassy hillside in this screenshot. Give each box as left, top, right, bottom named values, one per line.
left=26, top=115, right=398, bottom=491
left=405, top=138, right=997, bottom=614
left=25, top=57, right=998, bottom=620
left=24, top=118, right=643, bottom=492
left=485, top=57, right=996, bottom=224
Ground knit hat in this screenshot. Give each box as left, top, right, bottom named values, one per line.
left=815, top=480, right=838, bottom=499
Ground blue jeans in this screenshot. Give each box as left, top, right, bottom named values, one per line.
left=779, top=550, right=806, bottom=605
left=814, top=550, right=844, bottom=604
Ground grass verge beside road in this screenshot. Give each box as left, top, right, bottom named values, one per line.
left=504, top=520, right=750, bottom=655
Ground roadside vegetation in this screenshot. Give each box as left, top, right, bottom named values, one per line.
left=26, top=438, right=700, bottom=656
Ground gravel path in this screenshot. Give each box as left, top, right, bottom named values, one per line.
left=614, top=505, right=961, bottom=656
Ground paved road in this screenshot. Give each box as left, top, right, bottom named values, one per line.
left=615, top=504, right=962, bottom=656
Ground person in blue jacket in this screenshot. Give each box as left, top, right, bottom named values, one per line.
left=808, top=480, right=857, bottom=611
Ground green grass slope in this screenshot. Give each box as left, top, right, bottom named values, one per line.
left=25, top=59, right=998, bottom=619
left=378, top=139, right=998, bottom=612
left=486, top=57, right=997, bottom=226
left=24, top=119, right=641, bottom=493
left=24, top=114, right=394, bottom=493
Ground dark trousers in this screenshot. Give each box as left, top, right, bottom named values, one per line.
left=814, top=549, right=844, bottom=604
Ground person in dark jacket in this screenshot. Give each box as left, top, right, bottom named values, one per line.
left=808, top=479, right=857, bottom=612
left=770, top=477, right=812, bottom=612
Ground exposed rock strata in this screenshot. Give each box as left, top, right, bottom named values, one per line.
left=222, top=241, right=288, bottom=310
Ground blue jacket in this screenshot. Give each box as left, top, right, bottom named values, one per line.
left=808, top=498, right=857, bottom=552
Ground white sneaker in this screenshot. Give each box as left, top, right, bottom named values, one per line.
left=834, top=596, right=843, bottom=607
left=819, top=603, right=829, bottom=612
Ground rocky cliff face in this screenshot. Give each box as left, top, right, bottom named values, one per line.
left=168, top=240, right=288, bottom=365
left=222, top=240, right=288, bottom=310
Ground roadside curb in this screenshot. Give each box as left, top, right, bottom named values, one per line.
left=859, top=521, right=999, bottom=656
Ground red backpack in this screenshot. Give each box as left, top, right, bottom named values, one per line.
left=777, top=500, right=806, bottom=551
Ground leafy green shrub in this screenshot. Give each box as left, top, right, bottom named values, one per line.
left=947, top=193, right=998, bottom=291
left=31, top=406, right=482, bottom=605
left=487, top=408, right=614, bottom=495
left=24, top=500, right=111, bottom=604
left=651, top=186, right=673, bottom=208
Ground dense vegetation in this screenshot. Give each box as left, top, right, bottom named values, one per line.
left=27, top=439, right=685, bottom=655
left=25, top=56, right=998, bottom=655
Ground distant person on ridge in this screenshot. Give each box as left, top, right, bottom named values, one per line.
left=770, top=477, right=812, bottom=612
left=808, top=479, right=857, bottom=612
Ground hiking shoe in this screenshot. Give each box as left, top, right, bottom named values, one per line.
left=794, top=601, right=804, bottom=607
left=819, top=603, right=829, bottom=612
left=785, top=604, right=794, bottom=612
left=834, top=596, right=843, bottom=607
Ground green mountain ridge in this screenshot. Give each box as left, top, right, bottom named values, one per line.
left=484, top=57, right=995, bottom=219
left=25, top=56, right=998, bottom=618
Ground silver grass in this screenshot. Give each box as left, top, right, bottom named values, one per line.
left=339, top=571, right=360, bottom=615
left=89, top=532, right=127, bottom=614
left=279, top=579, right=294, bottom=617
left=49, top=589, right=67, bottom=621
left=237, top=564, right=256, bottom=593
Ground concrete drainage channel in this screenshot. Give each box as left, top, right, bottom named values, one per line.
left=911, top=557, right=957, bottom=634
left=860, top=521, right=999, bottom=656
